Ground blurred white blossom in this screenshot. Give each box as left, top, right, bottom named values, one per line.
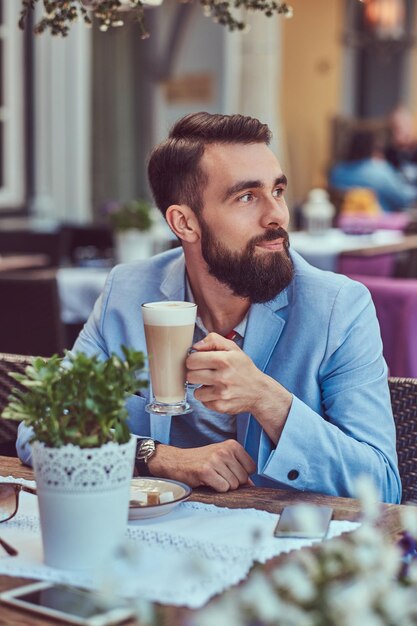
left=192, top=478, right=417, bottom=626
left=355, top=474, right=382, bottom=522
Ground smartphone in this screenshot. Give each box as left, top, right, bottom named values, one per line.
left=274, top=504, right=333, bottom=539
left=0, top=582, right=135, bottom=626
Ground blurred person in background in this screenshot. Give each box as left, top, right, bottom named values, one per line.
left=329, top=129, right=417, bottom=212
left=385, top=105, right=417, bottom=187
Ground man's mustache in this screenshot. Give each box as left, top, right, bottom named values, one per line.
left=248, top=228, right=290, bottom=250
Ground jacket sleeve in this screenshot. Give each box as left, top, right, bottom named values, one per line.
left=256, top=280, right=402, bottom=504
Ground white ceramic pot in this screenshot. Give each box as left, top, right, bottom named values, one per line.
left=115, top=229, right=153, bottom=263
left=31, top=437, right=136, bottom=571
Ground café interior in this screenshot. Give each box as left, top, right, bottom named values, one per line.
left=2, top=0, right=417, bottom=624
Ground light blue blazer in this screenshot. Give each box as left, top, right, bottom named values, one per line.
left=17, top=248, right=401, bottom=503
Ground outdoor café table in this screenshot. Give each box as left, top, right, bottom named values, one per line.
left=290, top=228, right=417, bottom=274
left=0, top=456, right=407, bottom=626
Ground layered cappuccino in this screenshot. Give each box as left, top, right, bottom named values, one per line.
left=141, top=301, right=197, bottom=414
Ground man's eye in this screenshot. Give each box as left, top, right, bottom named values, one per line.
left=238, top=193, right=253, bottom=203
left=273, top=187, right=285, bottom=198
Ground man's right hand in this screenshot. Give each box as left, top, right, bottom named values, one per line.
left=147, top=439, right=256, bottom=492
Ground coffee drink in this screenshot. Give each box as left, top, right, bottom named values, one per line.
left=141, top=302, right=197, bottom=409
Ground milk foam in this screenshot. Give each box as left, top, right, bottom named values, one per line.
left=141, top=301, right=197, bottom=326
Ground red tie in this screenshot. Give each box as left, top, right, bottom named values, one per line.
left=225, top=330, right=238, bottom=341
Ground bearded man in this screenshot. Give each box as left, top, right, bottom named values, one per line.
left=17, top=112, right=401, bottom=503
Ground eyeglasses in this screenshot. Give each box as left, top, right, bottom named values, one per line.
left=0, top=482, right=37, bottom=523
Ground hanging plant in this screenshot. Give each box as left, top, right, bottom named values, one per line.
left=19, top=0, right=293, bottom=40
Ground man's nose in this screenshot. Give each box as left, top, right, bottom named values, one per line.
left=260, top=196, right=289, bottom=229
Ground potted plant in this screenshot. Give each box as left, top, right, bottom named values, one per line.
left=3, top=347, right=147, bottom=571
left=104, top=199, right=154, bottom=263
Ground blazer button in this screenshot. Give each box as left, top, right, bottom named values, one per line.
left=287, top=469, right=299, bottom=481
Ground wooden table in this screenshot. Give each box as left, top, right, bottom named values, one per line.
left=0, top=456, right=407, bottom=625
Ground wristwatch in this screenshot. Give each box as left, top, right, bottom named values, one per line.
left=134, top=438, right=160, bottom=477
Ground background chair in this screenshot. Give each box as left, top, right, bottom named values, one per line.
left=0, top=270, right=66, bottom=357
left=0, top=352, right=33, bottom=456
left=338, top=253, right=397, bottom=278
left=0, top=230, right=65, bottom=268
left=389, top=377, right=417, bottom=504
left=347, top=274, right=417, bottom=379
left=60, top=223, right=114, bottom=266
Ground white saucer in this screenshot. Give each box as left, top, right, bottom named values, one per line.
left=129, top=477, right=192, bottom=520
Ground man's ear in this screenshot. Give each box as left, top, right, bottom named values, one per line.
left=166, top=205, right=201, bottom=243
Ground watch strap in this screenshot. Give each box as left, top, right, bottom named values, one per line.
left=134, top=438, right=160, bottom=477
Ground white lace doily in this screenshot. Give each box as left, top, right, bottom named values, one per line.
left=31, top=438, right=135, bottom=493
left=0, top=476, right=360, bottom=609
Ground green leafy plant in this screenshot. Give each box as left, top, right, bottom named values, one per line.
left=105, top=199, right=153, bottom=232
left=2, top=347, right=147, bottom=448
left=19, top=0, right=293, bottom=39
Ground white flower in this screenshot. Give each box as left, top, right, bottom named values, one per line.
left=284, top=6, right=294, bottom=19
left=354, top=475, right=381, bottom=522
left=97, top=541, right=154, bottom=620
left=271, top=561, right=316, bottom=602
left=193, top=595, right=243, bottom=626
left=328, top=579, right=374, bottom=615
left=240, top=570, right=283, bottom=621
left=277, top=602, right=315, bottom=626
left=407, top=559, right=417, bottom=583
left=401, top=506, right=417, bottom=536
left=379, top=586, right=417, bottom=624
left=296, top=549, right=321, bottom=576
left=290, top=503, right=329, bottom=536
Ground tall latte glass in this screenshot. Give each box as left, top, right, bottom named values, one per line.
left=141, top=301, right=197, bottom=415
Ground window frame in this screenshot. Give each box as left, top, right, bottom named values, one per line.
left=0, top=1, right=25, bottom=210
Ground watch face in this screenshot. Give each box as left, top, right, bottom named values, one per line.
left=136, top=439, right=155, bottom=462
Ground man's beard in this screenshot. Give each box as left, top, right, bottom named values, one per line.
left=199, top=219, right=294, bottom=303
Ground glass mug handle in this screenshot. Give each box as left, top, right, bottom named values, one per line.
left=186, top=348, right=202, bottom=390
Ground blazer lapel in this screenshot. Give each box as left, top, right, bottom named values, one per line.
left=236, top=288, right=289, bottom=449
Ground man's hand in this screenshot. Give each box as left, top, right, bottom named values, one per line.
left=186, top=333, right=263, bottom=415
left=147, top=440, right=256, bottom=492
left=186, top=333, right=292, bottom=443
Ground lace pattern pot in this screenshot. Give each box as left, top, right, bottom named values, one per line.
left=31, top=439, right=135, bottom=493
left=31, top=437, right=136, bottom=571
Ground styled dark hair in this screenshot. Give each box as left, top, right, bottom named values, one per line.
left=148, top=112, right=272, bottom=217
